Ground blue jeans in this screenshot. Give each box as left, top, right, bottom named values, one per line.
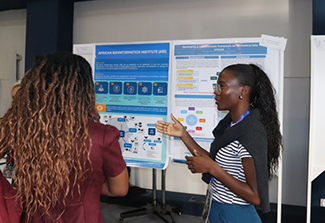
left=208, top=201, right=262, bottom=223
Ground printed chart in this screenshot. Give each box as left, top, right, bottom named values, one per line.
left=100, top=114, right=163, bottom=161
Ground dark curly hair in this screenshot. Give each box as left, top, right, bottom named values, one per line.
left=223, top=63, right=282, bottom=179
left=0, top=52, right=100, bottom=221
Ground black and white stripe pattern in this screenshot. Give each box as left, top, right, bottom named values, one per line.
left=211, top=140, right=252, bottom=205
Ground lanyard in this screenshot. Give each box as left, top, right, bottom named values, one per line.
left=229, top=109, right=251, bottom=127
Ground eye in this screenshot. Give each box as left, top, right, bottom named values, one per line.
left=218, top=83, right=226, bottom=89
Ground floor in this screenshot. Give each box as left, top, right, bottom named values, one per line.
left=100, top=201, right=311, bottom=223
left=99, top=185, right=204, bottom=223
left=99, top=185, right=309, bottom=223
left=100, top=202, right=202, bottom=223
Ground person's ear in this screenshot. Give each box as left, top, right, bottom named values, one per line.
left=241, top=85, right=250, bottom=97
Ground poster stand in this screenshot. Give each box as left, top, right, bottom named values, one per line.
left=306, top=35, right=325, bottom=223
left=119, top=169, right=181, bottom=223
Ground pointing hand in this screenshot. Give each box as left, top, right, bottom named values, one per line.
left=155, top=113, right=185, bottom=137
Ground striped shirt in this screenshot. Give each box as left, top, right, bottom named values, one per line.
left=211, top=140, right=252, bottom=205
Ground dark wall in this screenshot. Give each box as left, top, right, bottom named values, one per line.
left=313, top=0, right=325, bottom=35
left=311, top=171, right=325, bottom=223
left=24, top=0, right=74, bottom=71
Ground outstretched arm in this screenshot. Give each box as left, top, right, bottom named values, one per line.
left=155, top=114, right=209, bottom=156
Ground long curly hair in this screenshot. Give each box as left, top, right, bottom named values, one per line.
left=0, top=52, right=99, bottom=220
left=223, top=64, right=283, bottom=179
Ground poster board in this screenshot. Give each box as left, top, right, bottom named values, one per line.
left=307, top=35, right=325, bottom=223
left=74, top=37, right=284, bottom=222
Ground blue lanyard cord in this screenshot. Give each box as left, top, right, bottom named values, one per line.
left=229, top=109, right=251, bottom=127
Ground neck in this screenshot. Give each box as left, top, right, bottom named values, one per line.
left=230, top=104, right=251, bottom=123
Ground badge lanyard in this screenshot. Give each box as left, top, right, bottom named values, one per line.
left=202, top=177, right=214, bottom=223
left=229, top=109, right=251, bottom=127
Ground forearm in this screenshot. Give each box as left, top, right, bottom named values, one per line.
left=209, top=162, right=260, bottom=205
left=180, top=131, right=209, bottom=156
left=101, top=168, right=129, bottom=197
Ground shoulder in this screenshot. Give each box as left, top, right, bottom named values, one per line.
left=243, top=109, right=266, bottom=137
left=88, top=121, right=120, bottom=141
left=238, top=109, right=267, bottom=152
left=88, top=121, right=118, bottom=132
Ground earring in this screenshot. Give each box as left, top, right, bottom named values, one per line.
left=239, top=95, right=243, bottom=100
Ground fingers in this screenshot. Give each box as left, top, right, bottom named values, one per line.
left=155, top=120, right=169, bottom=134
left=155, top=114, right=184, bottom=138
left=170, top=113, right=178, bottom=123
left=186, top=156, right=196, bottom=173
left=186, top=163, right=196, bottom=173
left=155, top=120, right=166, bottom=127
left=156, top=120, right=165, bottom=124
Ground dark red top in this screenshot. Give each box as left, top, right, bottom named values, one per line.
left=0, top=121, right=126, bottom=223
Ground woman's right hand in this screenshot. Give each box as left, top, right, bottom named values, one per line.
left=155, top=114, right=185, bottom=138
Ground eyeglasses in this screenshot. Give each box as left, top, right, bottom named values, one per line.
left=213, top=83, right=242, bottom=94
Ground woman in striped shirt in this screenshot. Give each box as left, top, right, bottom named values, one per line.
left=155, top=64, right=282, bottom=223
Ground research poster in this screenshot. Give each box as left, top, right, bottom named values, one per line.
left=170, top=38, right=281, bottom=162
left=94, top=42, right=170, bottom=169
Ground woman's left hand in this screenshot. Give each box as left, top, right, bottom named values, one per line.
left=185, top=150, right=215, bottom=173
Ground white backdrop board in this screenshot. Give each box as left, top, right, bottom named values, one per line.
left=307, top=35, right=325, bottom=223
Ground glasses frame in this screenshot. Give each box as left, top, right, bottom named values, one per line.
left=214, top=83, right=242, bottom=94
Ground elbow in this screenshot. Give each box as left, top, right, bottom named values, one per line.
left=118, top=185, right=129, bottom=196
left=111, top=184, right=129, bottom=197
left=104, top=168, right=130, bottom=197
left=251, top=195, right=261, bottom=206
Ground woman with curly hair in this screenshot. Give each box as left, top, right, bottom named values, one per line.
left=0, top=52, right=129, bottom=223
left=155, top=64, right=282, bottom=223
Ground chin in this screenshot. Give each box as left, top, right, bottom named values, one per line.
left=216, top=104, right=228, bottom=111
left=216, top=105, right=224, bottom=110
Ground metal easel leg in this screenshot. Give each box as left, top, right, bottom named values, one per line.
left=119, top=169, right=176, bottom=223
left=160, top=169, right=183, bottom=223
